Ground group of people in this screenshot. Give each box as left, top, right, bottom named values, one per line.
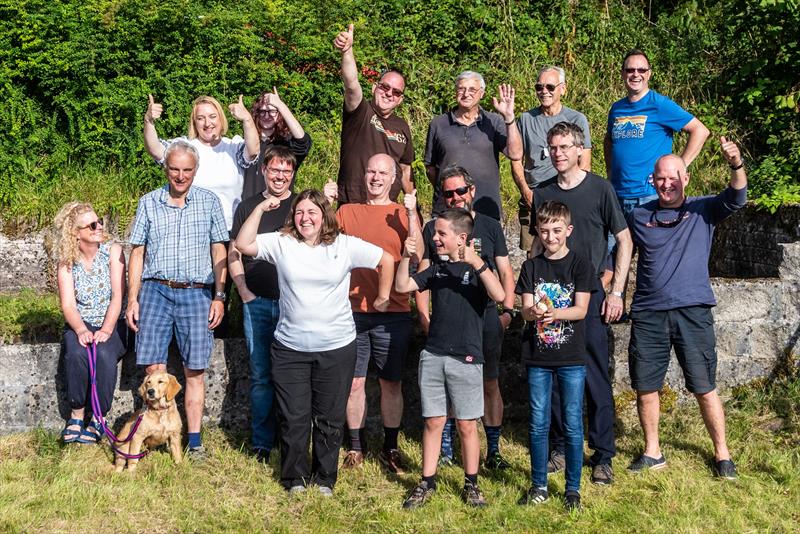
left=51, top=27, right=748, bottom=512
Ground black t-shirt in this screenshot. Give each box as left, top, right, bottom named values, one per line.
left=412, top=261, right=488, bottom=364
left=422, top=213, right=508, bottom=274
left=515, top=250, right=593, bottom=366
left=229, top=193, right=295, bottom=299
left=531, top=172, right=627, bottom=277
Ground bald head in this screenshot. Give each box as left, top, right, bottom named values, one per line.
left=364, top=153, right=397, bottom=204
left=653, top=154, right=690, bottom=208
left=654, top=154, right=687, bottom=175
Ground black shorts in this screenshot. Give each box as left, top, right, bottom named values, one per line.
left=482, top=305, right=504, bottom=381
left=353, top=312, right=411, bottom=382
left=628, top=305, right=717, bottom=394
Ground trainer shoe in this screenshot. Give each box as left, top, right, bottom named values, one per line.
left=518, top=486, right=548, bottom=505
left=378, top=448, right=407, bottom=475
left=402, top=481, right=435, bottom=510
left=591, top=463, right=614, bottom=485
left=341, top=450, right=364, bottom=469
left=461, top=481, right=488, bottom=507
left=186, top=446, right=207, bottom=462
left=253, top=447, right=271, bottom=465
left=288, top=485, right=306, bottom=496
left=714, top=459, right=738, bottom=480
left=564, top=490, right=582, bottom=512
left=547, top=450, right=565, bottom=474
left=628, top=454, right=667, bottom=473
left=483, top=451, right=511, bottom=470
left=318, top=485, right=333, bottom=497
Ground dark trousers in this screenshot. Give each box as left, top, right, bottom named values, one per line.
left=271, top=339, right=357, bottom=489
left=550, top=280, right=616, bottom=465
left=62, top=320, right=127, bottom=415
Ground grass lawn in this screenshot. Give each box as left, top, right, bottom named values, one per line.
left=1, top=375, right=798, bottom=533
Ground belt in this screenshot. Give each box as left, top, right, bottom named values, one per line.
left=145, top=279, right=212, bottom=290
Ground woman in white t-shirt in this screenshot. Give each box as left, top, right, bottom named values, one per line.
left=143, top=94, right=260, bottom=231
left=235, top=189, right=394, bottom=495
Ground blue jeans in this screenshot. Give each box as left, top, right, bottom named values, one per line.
left=528, top=365, right=586, bottom=492
left=243, top=297, right=280, bottom=451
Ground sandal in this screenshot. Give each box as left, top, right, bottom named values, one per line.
left=61, top=418, right=84, bottom=444
left=77, top=420, right=102, bottom=444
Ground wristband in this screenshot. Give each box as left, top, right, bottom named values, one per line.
left=505, top=119, right=515, bottom=126
left=729, top=162, right=744, bottom=171
left=501, top=307, right=518, bottom=319
left=474, top=263, right=488, bottom=275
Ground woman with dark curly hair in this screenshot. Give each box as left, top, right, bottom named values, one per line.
left=235, top=189, right=394, bottom=496
left=241, top=88, right=312, bottom=200
left=50, top=202, right=127, bottom=444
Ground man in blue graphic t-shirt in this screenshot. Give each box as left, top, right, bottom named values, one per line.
left=604, top=49, right=710, bottom=215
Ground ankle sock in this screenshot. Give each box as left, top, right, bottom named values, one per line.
left=464, top=472, right=478, bottom=486
left=422, top=474, right=437, bottom=489
left=440, top=418, right=456, bottom=458
left=348, top=427, right=365, bottom=452
left=484, top=425, right=502, bottom=456
left=188, top=432, right=201, bottom=449
left=383, top=426, right=400, bottom=451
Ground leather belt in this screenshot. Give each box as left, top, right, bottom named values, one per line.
left=145, top=279, right=212, bottom=290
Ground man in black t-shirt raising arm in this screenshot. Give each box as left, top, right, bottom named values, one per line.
left=530, top=122, right=633, bottom=485
left=228, top=146, right=298, bottom=464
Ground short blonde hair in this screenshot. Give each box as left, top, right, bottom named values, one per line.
left=49, top=202, right=108, bottom=267
left=188, top=96, right=229, bottom=139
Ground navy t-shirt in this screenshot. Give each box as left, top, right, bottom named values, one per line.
left=515, top=250, right=594, bottom=366
left=627, top=186, right=747, bottom=311
left=412, top=261, right=488, bottom=364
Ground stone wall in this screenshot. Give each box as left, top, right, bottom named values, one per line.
left=0, top=232, right=50, bottom=292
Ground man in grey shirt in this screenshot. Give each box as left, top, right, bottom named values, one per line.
left=512, top=66, right=592, bottom=251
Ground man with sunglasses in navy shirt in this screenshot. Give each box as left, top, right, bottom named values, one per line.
left=604, top=49, right=710, bottom=215
left=626, top=138, right=746, bottom=480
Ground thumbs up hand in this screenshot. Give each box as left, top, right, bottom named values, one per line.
left=333, top=23, right=354, bottom=53
left=720, top=136, right=743, bottom=168
left=145, top=94, right=163, bottom=123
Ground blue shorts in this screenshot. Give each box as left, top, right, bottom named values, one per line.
left=135, top=281, right=214, bottom=370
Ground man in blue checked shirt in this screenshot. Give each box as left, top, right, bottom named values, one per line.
left=126, top=140, right=229, bottom=460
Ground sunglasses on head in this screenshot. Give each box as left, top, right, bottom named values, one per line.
left=79, top=220, right=102, bottom=231
left=442, top=186, right=470, bottom=198
left=377, top=82, right=404, bottom=98
left=624, top=67, right=650, bottom=74
left=535, top=82, right=562, bottom=92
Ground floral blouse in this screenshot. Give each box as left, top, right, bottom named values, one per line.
left=72, top=242, right=113, bottom=327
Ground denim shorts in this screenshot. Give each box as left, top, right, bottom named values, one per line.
left=418, top=349, right=483, bottom=420
left=353, top=312, right=411, bottom=381
left=629, top=305, right=717, bottom=394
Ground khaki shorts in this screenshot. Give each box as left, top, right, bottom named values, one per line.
left=518, top=203, right=535, bottom=252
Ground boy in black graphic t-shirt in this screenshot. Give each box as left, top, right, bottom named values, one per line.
left=395, top=208, right=505, bottom=509
left=516, top=201, right=592, bottom=511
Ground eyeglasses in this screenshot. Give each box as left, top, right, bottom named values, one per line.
left=535, top=82, right=563, bottom=93
left=266, top=167, right=294, bottom=177
left=442, top=186, right=471, bottom=198
left=376, top=82, right=404, bottom=98
left=256, top=108, right=279, bottom=117
left=624, top=67, right=650, bottom=74
left=548, top=143, right=576, bottom=153
left=456, top=87, right=481, bottom=96
left=79, top=220, right=102, bottom=231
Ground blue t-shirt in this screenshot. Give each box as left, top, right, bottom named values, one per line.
left=627, top=186, right=747, bottom=311
left=607, top=90, right=694, bottom=199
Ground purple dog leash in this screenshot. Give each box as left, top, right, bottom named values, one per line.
left=87, top=342, right=148, bottom=459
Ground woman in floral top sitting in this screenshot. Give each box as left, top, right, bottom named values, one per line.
left=51, top=202, right=127, bottom=444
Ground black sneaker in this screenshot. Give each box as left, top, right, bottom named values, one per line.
left=547, top=450, right=565, bottom=474
left=564, top=490, right=581, bottom=511
left=714, top=459, right=738, bottom=480
left=402, top=481, right=435, bottom=509
left=518, top=486, right=548, bottom=505
left=483, top=451, right=511, bottom=470
left=628, top=454, right=667, bottom=472
left=253, top=448, right=271, bottom=465
left=591, top=463, right=614, bottom=485
left=461, top=481, right=487, bottom=507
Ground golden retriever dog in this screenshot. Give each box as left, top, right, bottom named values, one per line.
left=114, top=371, right=183, bottom=472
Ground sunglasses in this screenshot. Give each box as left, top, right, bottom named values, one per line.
left=442, top=186, right=471, bottom=198
left=624, top=67, right=650, bottom=74
left=79, top=220, right=102, bottom=231
left=535, top=82, right=562, bottom=93
left=376, top=82, right=404, bottom=98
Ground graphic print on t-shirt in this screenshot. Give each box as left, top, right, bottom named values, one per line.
left=535, top=280, right=575, bottom=349
left=369, top=115, right=408, bottom=144
left=611, top=115, right=648, bottom=139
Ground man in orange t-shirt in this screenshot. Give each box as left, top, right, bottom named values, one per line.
left=334, top=153, right=421, bottom=474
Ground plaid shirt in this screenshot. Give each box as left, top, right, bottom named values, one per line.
left=129, top=185, right=229, bottom=284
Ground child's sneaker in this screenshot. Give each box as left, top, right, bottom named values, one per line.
left=518, top=486, right=548, bottom=505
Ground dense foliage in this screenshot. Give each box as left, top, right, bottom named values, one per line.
left=1, top=0, right=797, bottom=231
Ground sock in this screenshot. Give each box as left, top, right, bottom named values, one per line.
left=422, top=474, right=437, bottom=489
left=440, top=418, right=456, bottom=458
left=484, top=425, right=502, bottom=456
left=188, top=432, right=202, bottom=449
left=349, top=428, right=364, bottom=452
left=383, top=426, right=400, bottom=451
left=464, top=472, right=478, bottom=486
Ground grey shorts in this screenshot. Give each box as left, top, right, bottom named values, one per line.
left=629, top=305, right=718, bottom=394
left=418, top=349, right=484, bottom=420
left=353, top=312, right=411, bottom=381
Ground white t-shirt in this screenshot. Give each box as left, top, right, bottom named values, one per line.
left=161, top=136, right=255, bottom=230
left=255, top=232, right=384, bottom=351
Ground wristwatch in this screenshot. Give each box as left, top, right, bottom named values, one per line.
left=214, top=291, right=227, bottom=302
left=501, top=307, right=519, bottom=319
left=609, top=291, right=623, bottom=298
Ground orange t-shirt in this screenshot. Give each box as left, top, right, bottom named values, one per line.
left=336, top=203, right=411, bottom=313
